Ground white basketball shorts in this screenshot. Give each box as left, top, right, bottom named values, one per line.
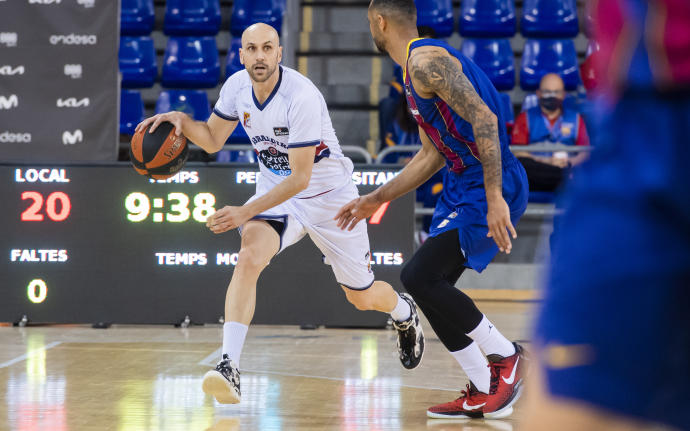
left=243, top=181, right=375, bottom=290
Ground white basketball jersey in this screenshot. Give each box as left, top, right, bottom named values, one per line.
left=213, top=66, right=353, bottom=198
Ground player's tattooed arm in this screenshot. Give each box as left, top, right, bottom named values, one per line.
left=409, top=49, right=517, bottom=253
left=408, top=50, right=502, bottom=196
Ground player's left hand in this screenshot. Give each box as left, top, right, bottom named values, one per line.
left=335, top=193, right=381, bottom=231
left=206, top=206, right=251, bottom=234
left=486, top=197, right=517, bottom=254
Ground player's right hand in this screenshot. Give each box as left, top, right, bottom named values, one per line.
left=135, top=111, right=186, bottom=136
left=335, top=193, right=382, bottom=231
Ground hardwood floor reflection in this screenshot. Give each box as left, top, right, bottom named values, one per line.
left=0, top=302, right=531, bottom=431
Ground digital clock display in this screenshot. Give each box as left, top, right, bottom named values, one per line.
left=124, top=192, right=216, bottom=223
left=0, top=164, right=414, bottom=326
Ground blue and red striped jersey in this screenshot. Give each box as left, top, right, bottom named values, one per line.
left=403, top=38, right=512, bottom=175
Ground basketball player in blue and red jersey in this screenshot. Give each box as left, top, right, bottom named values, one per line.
left=336, top=0, right=529, bottom=419
left=521, top=1, right=690, bottom=430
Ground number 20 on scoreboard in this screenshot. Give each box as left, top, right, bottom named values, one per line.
left=21, top=191, right=71, bottom=222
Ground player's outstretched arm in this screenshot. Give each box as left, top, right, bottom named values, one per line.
left=135, top=112, right=238, bottom=154
left=408, top=48, right=516, bottom=253
left=335, top=128, right=445, bottom=231
left=207, top=146, right=316, bottom=234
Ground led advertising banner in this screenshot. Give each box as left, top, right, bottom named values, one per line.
left=0, top=164, right=414, bottom=327
left=0, top=0, right=119, bottom=161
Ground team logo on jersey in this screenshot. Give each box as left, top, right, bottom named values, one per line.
left=258, top=146, right=291, bottom=176
left=273, top=127, right=289, bottom=137
left=243, top=112, right=251, bottom=128
left=314, top=142, right=331, bottom=163
left=561, top=123, right=573, bottom=137
left=365, top=251, right=372, bottom=273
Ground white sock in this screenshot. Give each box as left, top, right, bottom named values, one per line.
left=390, top=294, right=412, bottom=322
left=467, top=315, right=516, bottom=358
left=450, top=342, right=490, bottom=393
left=222, top=321, right=248, bottom=367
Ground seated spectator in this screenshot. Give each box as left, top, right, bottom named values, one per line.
left=512, top=73, right=589, bottom=192
left=379, top=97, right=443, bottom=241
left=380, top=97, right=419, bottom=163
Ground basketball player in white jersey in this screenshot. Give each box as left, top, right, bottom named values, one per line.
left=135, top=23, right=424, bottom=404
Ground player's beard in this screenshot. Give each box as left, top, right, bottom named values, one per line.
left=247, top=62, right=277, bottom=83
left=373, top=35, right=388, bottom=55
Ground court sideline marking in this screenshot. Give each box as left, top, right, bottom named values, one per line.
left=0, top=341, right=62, bottom=369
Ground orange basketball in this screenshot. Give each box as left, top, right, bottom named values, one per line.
left=130, top=122, right=188, bottom=180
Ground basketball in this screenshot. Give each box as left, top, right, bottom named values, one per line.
left=129, top=122, right=189, bottom=180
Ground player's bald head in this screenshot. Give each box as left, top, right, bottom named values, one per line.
left=369, top=0, right=417, bottom=24
left=539, top=73, right=565, bottom=92
left=241, top=23, right=280, bottom=47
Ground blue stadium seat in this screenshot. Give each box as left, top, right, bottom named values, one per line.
left=121, top=0, right=154, bottom=36
left=120, top=90, right=144, bottom=135
left=216, top=149, right=256, bottom=163
left=459, top=0, right=516, bottom=37
left=521, top=0, right=579, bottom=38
left=461, top=38, right=515, bottom=91
left=164, top=0, right=222, bottom=36
left=415, top=0, right=454, bottom=38
left=119, top=36, right=157, bottom=88
left=225, top=37, right=244, bottom=79
left=499, top=92, right=514, bottom=124
left=520, top=39, right=579, bottom=91
left=162, top=37, right=220, bottom=89
left=231, top=0, right=285, bottom=37
left=155, top=90, right=211, bottom=121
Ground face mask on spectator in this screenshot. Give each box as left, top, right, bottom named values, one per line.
left=538, top=96, right=562, bottom=112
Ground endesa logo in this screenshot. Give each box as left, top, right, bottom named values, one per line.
left=49, top=34, right=97, bottom=45
left=0, top=65, right=25, bottom=76
left=62, top=130, right=83, bottom=145
left=0, top=131, right=32, bottom=143
left=0, top=32, right=17, bottom=47
left=0, top=95, right=18, bottom=110
left=64, top=64, right=82, bottom=79
left=29, top=0, right=62, bottom=4
left=56, top=97, right=89, bottom=108
left=77, top=0, right=95, bottom=7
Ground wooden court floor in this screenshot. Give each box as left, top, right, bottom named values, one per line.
left=0, top=302, right=533, bottom=431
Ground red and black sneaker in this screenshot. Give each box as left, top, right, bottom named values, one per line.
left=483, top=342, right=527, bottom=419
left=427, top=383, right=487, bottom=419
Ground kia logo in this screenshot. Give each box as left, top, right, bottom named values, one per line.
left=62, top=130, right=83, bottom=145
left=0, top=95, right=19, bottom=110
left=0, top=65, right=25, bottom=76
left=56, top=97, right=90, bottom=108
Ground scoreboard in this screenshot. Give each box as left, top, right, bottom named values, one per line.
left=0, top=164, right=414, bottom=327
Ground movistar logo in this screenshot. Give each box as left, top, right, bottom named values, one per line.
left=62, top=130, right=83, bottom=145
left=0, top=94, right=19, bottom=109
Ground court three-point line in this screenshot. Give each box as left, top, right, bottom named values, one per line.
left=0, top=341, right=62, bottom=369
